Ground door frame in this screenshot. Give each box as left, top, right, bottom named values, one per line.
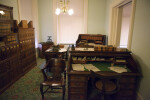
left=108, top=0, right=137, bottom=50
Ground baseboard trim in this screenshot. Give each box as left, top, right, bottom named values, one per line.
left=35, top=48, right=38, bottom=58
left=137, top=92, right=144, bottom=100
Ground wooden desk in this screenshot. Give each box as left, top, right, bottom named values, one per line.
left=45, top=48, right=67, bottom=62
left=67, top=49, right=141, bottom=100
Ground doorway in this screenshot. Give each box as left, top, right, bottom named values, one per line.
left=120, top=3, right=132, bottom=48
left=108, top=0, right=136, bottom=50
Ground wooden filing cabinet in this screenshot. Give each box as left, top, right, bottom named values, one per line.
left=38, top=42, right=53, bottom=58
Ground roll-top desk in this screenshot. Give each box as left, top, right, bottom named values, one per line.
left=67, top=48, right=141, bottom=100
left=76, top=34, right=106, bottom=47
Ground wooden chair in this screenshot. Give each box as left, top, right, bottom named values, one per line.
left=40, top=58, right=66, bottom=100
left=90, top=71, right=121, bottom=100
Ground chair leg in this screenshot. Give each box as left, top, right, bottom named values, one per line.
left=40, top=84, right=44, bottom=100
left=62, top=86, right=65, bottom=100
left=101, top=94, right=104, bottom=100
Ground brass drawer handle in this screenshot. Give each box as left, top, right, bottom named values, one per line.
left=74, top=95, right=80, bottom=98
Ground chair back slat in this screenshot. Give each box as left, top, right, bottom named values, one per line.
left=40, top=58, right=66, bottom=100
left=44, top=58, right=66, bottom=81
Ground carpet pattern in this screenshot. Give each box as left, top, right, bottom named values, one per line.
left=0, top=58, right=65, bottom=100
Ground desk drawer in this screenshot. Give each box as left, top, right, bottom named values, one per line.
left=116, top=95, right=135, bottom=100
left=70, top=82, right=86, bottom=87
left=119, top=90, right=135, bottom=96
left=70, top=94, right=85, bottom=100
left=120, top=77, right=136, bottom=83
left=70, top=87, right=85, bottom=93
left=120, top=83, right=135, bottom=89
left=70, top=75, right=87, bottom=81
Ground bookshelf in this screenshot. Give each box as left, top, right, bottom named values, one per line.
left=0, top=4, right=13, bottom=35
left=0, top=4, right=17, bottom=46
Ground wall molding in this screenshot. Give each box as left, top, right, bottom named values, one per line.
left=17, top=0, right=21, bottom=21
left=53, top=0, right=58, bottom=44
left=82, top=0, right=88, bottom=34
left=108, top=0, right=136, bottom=50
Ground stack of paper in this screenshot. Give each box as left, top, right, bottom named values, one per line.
left=109, top=66, right=127, bottom=73
left=45, top=48, right=52, bottom=52
left=116, top=60, right=126, bottom=63
left=72, top=64, right=85, bottom=71
left=83, top=64, right=100, bottom=72
left=72, top=57, right=77, bottom=60
left=82, top=57, right=86, bottom=61
left=91, top=57, right=96, bottom=61
left=87, top=48, right=94, bottom=51
left=75, top=48, right=94, bottom=51
left=59, top=48, right=67, bottom=52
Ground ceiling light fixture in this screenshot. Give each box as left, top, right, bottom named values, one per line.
left=0, top=10, right=5, bottom=15
left=55, top=0, right=74, bottom=15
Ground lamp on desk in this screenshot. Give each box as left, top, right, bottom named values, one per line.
left=47, top=36, right=52, bottom=43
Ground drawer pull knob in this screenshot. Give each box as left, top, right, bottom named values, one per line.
left=75, top=96, right=80, bottom=98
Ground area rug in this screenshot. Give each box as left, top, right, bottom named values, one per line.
left=0, top=58, right=65, bottom=100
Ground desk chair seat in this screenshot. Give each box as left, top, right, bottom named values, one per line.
left=96, top=80, right=117, bottom=92
left=90, top=71, right=121, bottom=100
left=41, top=79, right=65, bottom=86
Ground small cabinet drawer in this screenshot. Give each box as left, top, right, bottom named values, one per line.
left=120, top=77, right=136, bottom=83
left=120, top=83, right=135, bottom=89
left=70, top=87, right=85, bottom=93
left=70, top=75, right=87, bottom=81
left=119, top=90, right=135, bottom=96
left=70, top=94, right=85, bottom=100
left=116, top=95, right=135, bottom=100
left=70, top=82, right=86, bottom=87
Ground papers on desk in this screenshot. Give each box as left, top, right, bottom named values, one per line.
left=45, top=48, right=67, bottom=52
left=59, top=48, right=67, bottom=52
left=116, top=60, right=126, bottom=63
left=83, top=64, right=100, bottom=72
left=72, top=64, right=85, bottom=71
left=109, top=66, right=127, bottom=73
left=88, top=43, right=95, bottom=46
left=72, top=64, right=100, bottom=72
left=75, top=48, right=94, bottom=51
left=45, top=48, right=52, bottom=52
